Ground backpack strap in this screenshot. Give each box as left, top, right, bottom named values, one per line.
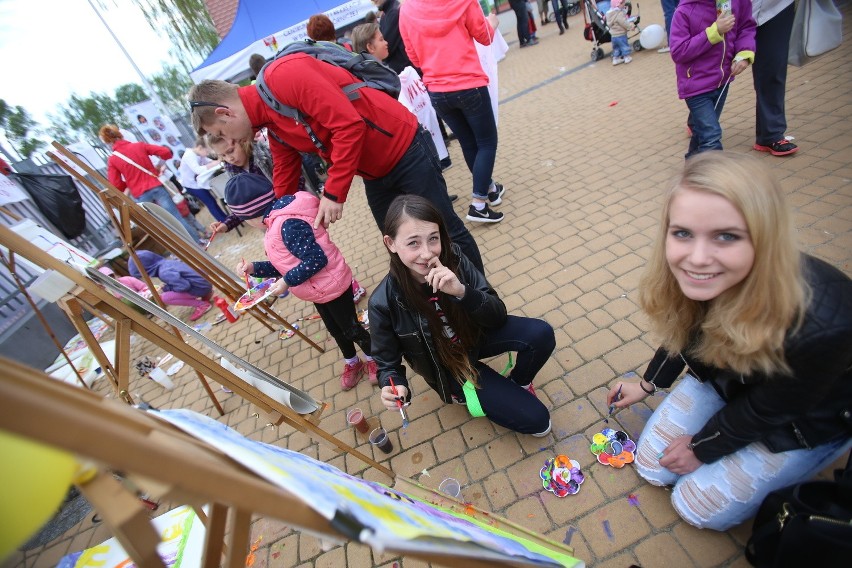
left=255, top=64, right=329, bottom=154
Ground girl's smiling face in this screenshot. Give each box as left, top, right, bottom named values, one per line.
left=665, top=188, right=755, bottom=301
left=383, top=216, right=442, bottom=283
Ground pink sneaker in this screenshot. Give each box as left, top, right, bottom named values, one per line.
left=352, top=279, right=367, bottom=303
left=340, top=360, right=365, bottom=391
left=190, top=303, right=212, bottom=321
left=524, top=382, right=538, bottom=398
left=366, top=360, right=378, bottom=385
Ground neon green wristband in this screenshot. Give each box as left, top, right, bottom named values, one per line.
left=462, top=380, right=486, bottom=418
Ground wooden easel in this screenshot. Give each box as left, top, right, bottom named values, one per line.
left=0, top=222, right=393, bottom=478
left=46, top=141, right=323, bottom=353
left=0, top=358, right=578, bottom=568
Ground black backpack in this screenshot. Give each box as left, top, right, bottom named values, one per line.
left=255, top=39, right=401, bottom=153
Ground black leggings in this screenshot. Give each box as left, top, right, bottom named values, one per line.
left=315, top=287, right=370, bottom=360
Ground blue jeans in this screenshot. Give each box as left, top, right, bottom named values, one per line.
left=635, top=375, right=852, bottom=530
left=612, top=35, right=631, bottom=59
left=551, top=0, right=570, bottom=30
left=471, top=315, right=554, bottom=434
left=363, top=126, right=484, bottom=274
left=685, top=85, right=729, bottom=159
left=184, top=186, right=228, bottom=222
left=509, top=0, right=531, bottom=44
left=135, top=185, right=203, bottom=241
left=429, top=87, right=498, bottom=200
left=661, top=0, right=679, bottom=36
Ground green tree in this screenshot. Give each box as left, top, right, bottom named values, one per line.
left=150, top=64, right=195, bottom=116
left=118, top=0, right=218, bottom=63
left=52, top=91, right=129, bottom=144
left=0, top=101, right=43, bottom=159
left=114, top=83, right=148, bottom=107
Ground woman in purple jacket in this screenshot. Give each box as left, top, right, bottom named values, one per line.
left=669, top=0, right=755, bottom=158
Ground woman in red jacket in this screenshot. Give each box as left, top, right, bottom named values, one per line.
left=99, top=125, right=206, bottom=244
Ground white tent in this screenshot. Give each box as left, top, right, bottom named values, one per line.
left=190, top=0, right=376, bottom=83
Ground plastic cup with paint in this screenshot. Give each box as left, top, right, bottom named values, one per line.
left=369, top=427, right=393, bottom=454
left=148, top=367, right=174, bottom=390
left=347, top=408, right=370, bottom=434
left=439, top=478, right=461, bottom=499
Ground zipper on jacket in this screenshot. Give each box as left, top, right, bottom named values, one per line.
left=362, top=117, right=393, bottom=137
left=778, top=503, right=851, bottom=530
left=418, top=315, right=452, bottom=403
left=687, top=431, right=720, bottom=450
left=791, top=422, right=812, bottom=449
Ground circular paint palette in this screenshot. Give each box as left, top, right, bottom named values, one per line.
left=590, top=429, right=636, bottom=469
left=540, top=454, right=585, bottom=497
left=234, top=279, right=278, bottom=311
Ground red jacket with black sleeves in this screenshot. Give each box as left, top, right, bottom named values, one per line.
left=107, top=139, right=173, bottom=198
left=239, top=53, right=418, bottom=202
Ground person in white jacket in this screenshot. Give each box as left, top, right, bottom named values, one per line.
left=178, top=139, right=228, bottom=222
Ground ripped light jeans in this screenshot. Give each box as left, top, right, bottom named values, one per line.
left=635, top=374, right=852, bottom=531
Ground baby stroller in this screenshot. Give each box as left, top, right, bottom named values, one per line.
left=582, top=0, right=644, bottom=61
left=544, top=0, right=582, bottom=24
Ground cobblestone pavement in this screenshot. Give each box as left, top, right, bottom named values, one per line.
left=6, top=2, right=851, bottom=567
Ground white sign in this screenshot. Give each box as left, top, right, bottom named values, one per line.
left=0, top=173, right=29, bottom=206
left=123, top=100, right=186, bottom=176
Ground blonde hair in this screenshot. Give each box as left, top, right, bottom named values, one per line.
left=351, top=23, right=380, bottom=54
left=188, top=80, right=239, bottom=135
left=639, top=151, right=808, bottom=376
left=98, top=124, right=123, bottom=145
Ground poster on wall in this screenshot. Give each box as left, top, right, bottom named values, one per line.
left=123, top=100, right=186, bottom=176
left=0, top=173, right=29, bottom=206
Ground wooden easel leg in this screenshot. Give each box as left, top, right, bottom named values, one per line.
left=225, top=508, right=252, bottom=568
left=201, top=503, right=228, bottom=568
left=75, top=471, right=165, bottom=568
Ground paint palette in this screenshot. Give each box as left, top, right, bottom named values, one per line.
left=234, top=279, right=277, bottom=311
left=590, top=428, right=636, bottom=468
left=540, top=454, right=585, bottom=497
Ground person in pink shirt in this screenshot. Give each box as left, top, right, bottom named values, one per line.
left=399, top=0, right=506, bottom=225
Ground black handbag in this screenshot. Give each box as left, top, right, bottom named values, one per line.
left=745, top=451, right=852, bottom=567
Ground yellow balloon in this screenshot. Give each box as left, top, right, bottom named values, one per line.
left=0, top=430, right=76, bottom=562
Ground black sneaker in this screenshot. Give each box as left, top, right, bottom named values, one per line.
left=466, top=204, right=503, bottom=223
left=487, top=183, right=505, bottom=206
left=449, top=194, right=458, bottom=202
left=440, top=157, right=453, bottom=171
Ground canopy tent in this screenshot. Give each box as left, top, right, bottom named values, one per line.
left=190, top=0, right=375, bottom=83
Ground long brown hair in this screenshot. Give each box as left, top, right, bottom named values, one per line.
left=383, top=195, right=481, bottom=387
left=639, top=152, right=808, bottom=376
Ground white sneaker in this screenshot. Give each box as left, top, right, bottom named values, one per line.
left=658, top=46, right=670, bottom=53
left=612, top=57, right=624, bottom=66
left=531, top=420, right=552, bottom=438
left=623, top=56, right=633, bottom=64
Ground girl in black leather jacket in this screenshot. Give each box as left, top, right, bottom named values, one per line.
left=369, top=195, right=554, bottom=435
left=607, top=152, right=852, bottom=530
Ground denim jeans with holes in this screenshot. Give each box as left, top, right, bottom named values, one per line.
left=611, top=35, right=631, bottom=59
left=635, top=374, right=852, bottom=530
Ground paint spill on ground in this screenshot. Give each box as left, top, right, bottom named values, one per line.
left=628, top=494, right=640, bottom=506
left=602, top=519, right=614, bottom=540
left=411, top=451, right=423, bottom=464
left=563, top=526, right=578, bottom=545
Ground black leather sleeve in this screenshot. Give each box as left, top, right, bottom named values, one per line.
left=643, top=347, right=685, bottom=389
left=368, top=279, right=411, bottom=395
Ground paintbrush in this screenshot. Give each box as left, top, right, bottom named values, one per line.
left=204, top=230, right=217, bottom=251
left=241, top=258, right=252, bottom=293
left=605, top=384, right=623, bottom=423
left=388, top=376, right=409, bottom=428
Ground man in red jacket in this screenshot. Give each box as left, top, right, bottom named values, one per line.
left=189, top=53, right=483, bottom=272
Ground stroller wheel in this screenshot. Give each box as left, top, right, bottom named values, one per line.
left=591, top=49, right=598, bottom=61
left=633, top=40, right=643, bottom=52
left=569, top=3, right=581, bottom=16
left=596, top=48, right=605, bottom=61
